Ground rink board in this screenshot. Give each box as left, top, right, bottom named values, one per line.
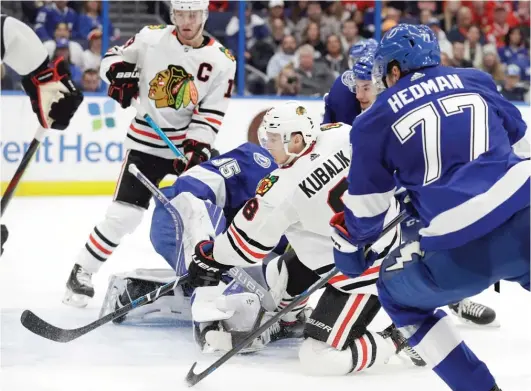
left=1, top=93, right=529, bottom=196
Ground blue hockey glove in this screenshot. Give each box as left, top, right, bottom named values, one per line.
left=330, top=212, right=371, bottom=278
left=189, top=240, right=231, bottom=288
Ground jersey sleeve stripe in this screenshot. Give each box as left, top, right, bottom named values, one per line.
left=343, top=187, right=396, bottom=218
left=198, top=107, right=225, bottom=117
left=190, top=119, right=220, bottom=134
left=226, top=230, right=257, bottom=264
left=232, top=222, right=274, bottom=251
left=129, top=123, right=186, bottom=141
left=228, top=225, right=268, bottom=260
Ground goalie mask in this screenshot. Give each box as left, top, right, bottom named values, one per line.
left=171, top=0, right=209, bottom=42
left=258, top=101, right=317, bottom=167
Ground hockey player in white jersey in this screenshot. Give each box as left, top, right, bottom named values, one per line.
left=63, top=0, right=236, bottom=307
left=187, top=101, right=424, bottom=375
left=1, top=14, right=83, bottom=255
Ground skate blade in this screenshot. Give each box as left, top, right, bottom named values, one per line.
left=62, top=289, right=90, bottom=308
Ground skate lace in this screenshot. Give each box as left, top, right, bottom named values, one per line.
left=76, top=267, right=93, bottom=287
left=460, top=299, right=485, bottom=318
left=403, top=345, right=423, bottom=361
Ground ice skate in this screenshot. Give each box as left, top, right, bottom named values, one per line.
left=63, top=264, right=94, bottom=308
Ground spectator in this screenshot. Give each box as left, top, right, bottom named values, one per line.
left=82, top=29, right=102, bottom=71
left=270, top=64, right=302, bottom=96
left=464, top=25, right=495, bottom=69
left=43, top=22, right=84, bottom=68
left=294, top=1, right=340, bottom=44
left=225, top=3, right=270, bottom=60
left=384, top=6, right=402, bottom=25
left=53, top=38, right=82, bottom=87
left=352, top=9, right=372, bottom=38
left=481, top=46, right=505, bottom=83
left=295, top=44, right=335, bottom=96
left=428, top=18, right=453, bottom=59
left=266, top=0, right=294, bottom=35
left=286, top=1, right=308, bottom=25
left=419, top=9, right=433, bottom=25
left=81, top=68, right=104, bottom=92
left=269, top=18, right=287, bottom=49
left=485, top=3, right=520, bottom=48
left=498, top=27, right=529, bottom=65
left=324, top=34, right=349, bottom=77
left=34, top=1, right=79, bottom=41
left=500, top=64, right=527, bottom=101
left=441, top=52, right=452, bottom=67
left=77, top=0, right=118, bottom=40
left=447, top=6, right=473, bottom=43
left=451, top=42, right=473, bottom=68
left=515, top=1, right=530, bottom=33
left=266, top=34, right=297, bottom=80
left=340, top=19, right=362, bottom=52
left=302, top=21, right=326, bottom=59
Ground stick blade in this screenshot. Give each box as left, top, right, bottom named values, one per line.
left=185, top=362, right=200, bottom=387
left=20, top=310, right=74, bottom=343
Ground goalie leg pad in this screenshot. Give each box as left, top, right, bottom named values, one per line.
left=265, top=250, right=318, bottom=323
left=76, top=201, right=144, bottom=273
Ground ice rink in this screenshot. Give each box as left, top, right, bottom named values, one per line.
left=1, top=196, right=530, bottom=391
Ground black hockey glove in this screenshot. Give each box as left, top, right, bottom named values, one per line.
left=173, top=139, right=212, bottom=175
left=188, top=240, right=231, bottom=288
left=105, top=61, right=139, bottom=109
left=21, top=57, right=84, bottom=130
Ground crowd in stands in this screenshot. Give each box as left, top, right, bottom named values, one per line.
left=210, top=0, right=530, bottom=101
left=2, top=1, right=530, bottom=103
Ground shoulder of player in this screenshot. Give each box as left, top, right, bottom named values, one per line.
left=202, top=39, right=237, bottom=69
left=254, top=168, right=297, bottom=208
left=330, top=70, right=355, bottom=96
left=135, top=24, right=173, bottom=41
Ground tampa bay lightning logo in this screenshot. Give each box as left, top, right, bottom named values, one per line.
left=341, top=70, right=356, bottom=93
left=253, top=152, right=271, bottom=168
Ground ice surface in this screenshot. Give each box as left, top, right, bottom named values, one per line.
left=1, top=197, right=530, bottom=391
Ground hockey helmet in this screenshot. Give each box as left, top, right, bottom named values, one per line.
left=372, top=23, right=440, bottom=90
left=348, top=39, right=378, bottom=69
left=258, top=101, right=317, bottom=167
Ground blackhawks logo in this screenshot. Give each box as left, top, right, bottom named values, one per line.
left=148, top=24, right=166, bottom=30
left=220, top=47, right=235, bottom=62
left=148, top=65, right=199, bottom=109
left=296, top=106, right=306, bottom=115
left=256, top=175, right=279, bottom=197
left=320, top=123, right=342, bottom=131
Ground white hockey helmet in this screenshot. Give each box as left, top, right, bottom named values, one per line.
left=258, top=101, right=317, bottom=167
left=170, top=0, right=209, bottom=38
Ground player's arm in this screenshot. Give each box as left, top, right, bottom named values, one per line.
left=181, top=58, right=237, bottom=171
left=99, top=27, right=150, bottom=108
left=322, top=93, right=335, bottom=124
left=1, top=15, right=83, bottom=130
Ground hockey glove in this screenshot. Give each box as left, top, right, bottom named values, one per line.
left=330, top=212, right=373, bottom=278
left=189, top=240, right=231, bottom=288
left=21, top=57, right=84, bottom=130
left=105, top=61, right=139, bottom=109
left=173, top=139, right=212, bottom=175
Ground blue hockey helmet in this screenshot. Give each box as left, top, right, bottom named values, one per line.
left=353, top=53, right=375, bottom=81
left=372, top=23, right=440, bottom=89
left=348, top=39, right=378, bottom=69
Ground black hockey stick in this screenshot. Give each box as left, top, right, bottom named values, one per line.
left=185, top=209, right=409, bottom=387
left=1, top=126, right=46, bottom=216
left=20, top=274, right=190, bottom=343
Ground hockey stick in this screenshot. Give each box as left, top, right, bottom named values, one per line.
left=185, top=209, right=409, bottom=387
left=133, top=101, right=187, bottom=160
left=1, top=126, right=46, bottom=216
left=20, top=273, right=190, bottom=343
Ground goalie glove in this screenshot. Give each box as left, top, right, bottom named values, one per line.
left=105, top=61, right=139, bottom=109
left=21, top=57, right=84, bottom=130
left=173, top=139, right=212, bottom=175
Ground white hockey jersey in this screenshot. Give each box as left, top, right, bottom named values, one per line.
left=101, top=25, right=236, bottom=159
left=213, top=124, right=399, bottom=291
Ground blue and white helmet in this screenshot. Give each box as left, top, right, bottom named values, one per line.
left=372, top=23, right=440, bottom=90
left=353, top=53, right=375, bottom=81
left=348, top=38, right=378, bottom=69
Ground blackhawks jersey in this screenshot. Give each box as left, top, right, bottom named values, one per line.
left=213, top=124, right=399, bottom=291
left=101, top=25, right=236, bottom=159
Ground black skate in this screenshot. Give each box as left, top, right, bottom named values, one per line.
left=379, top=324, right=426, bottom=367
left=63, top=264, right=94, bottom=308
left=448, top=299, right=498, bottom=327
left=113, top=278, right=174, bottom=324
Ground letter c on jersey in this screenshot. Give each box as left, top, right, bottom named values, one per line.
left=197, top=63, right=213, bottom=82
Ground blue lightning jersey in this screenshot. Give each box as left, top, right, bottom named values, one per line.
left=322, top=71, right=362, bottom=125
left=151, top=143, right=281, bottom=269
left=344, top=66, right=529, bottom=251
